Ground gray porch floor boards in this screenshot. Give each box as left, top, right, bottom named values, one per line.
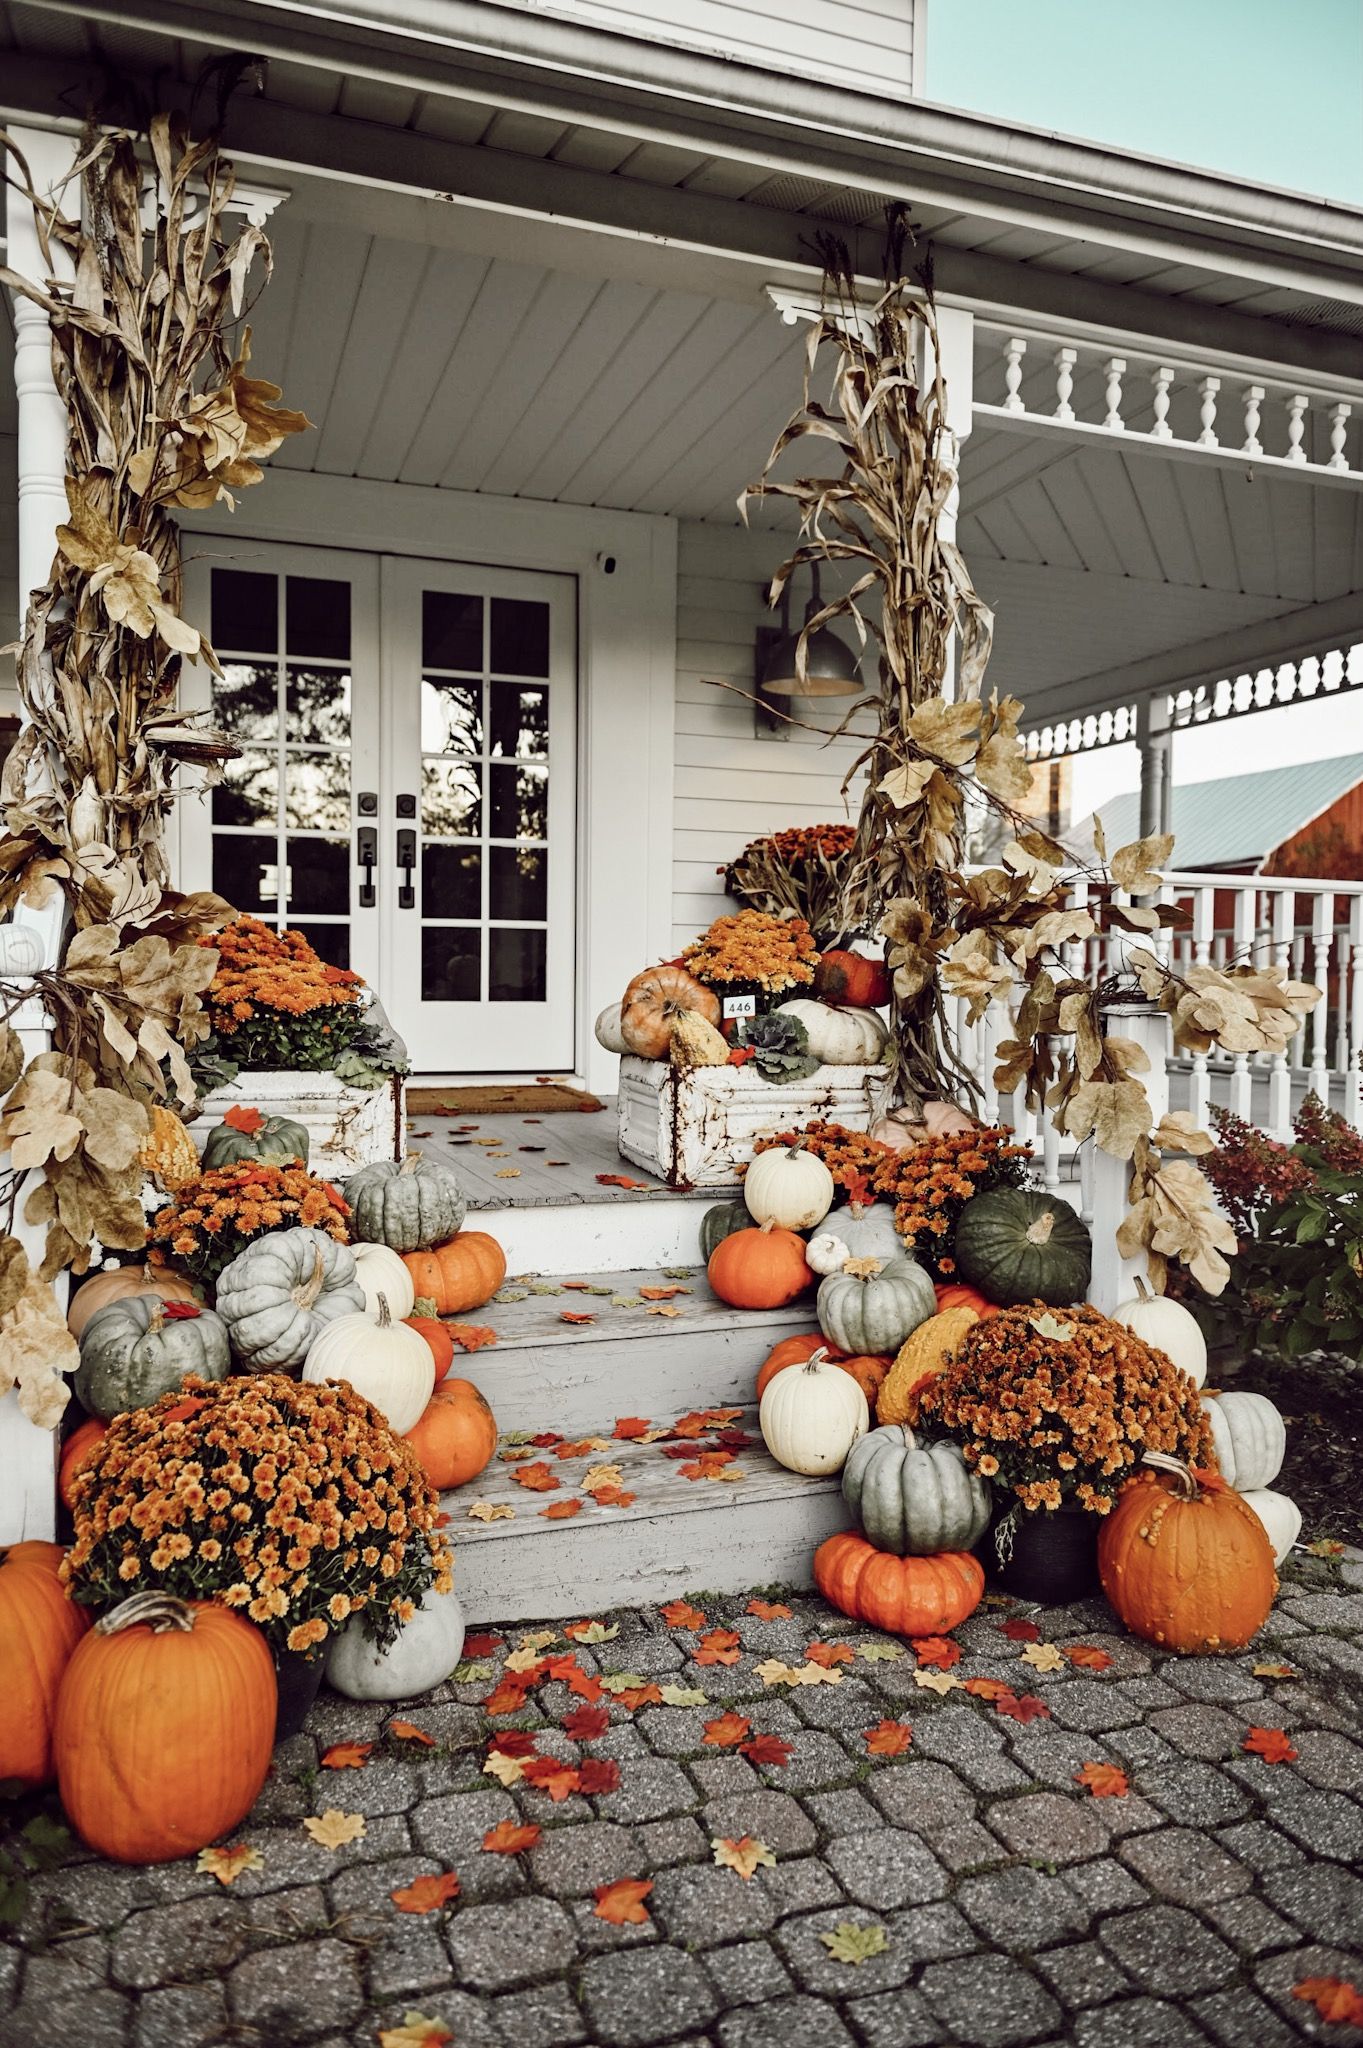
left=407, top=1097, right=732, bottom=1209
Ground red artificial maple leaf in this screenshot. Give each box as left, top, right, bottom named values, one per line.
left=222, top=1105, right=265, bottom=1133
left=613, top=1417, right=651, bottom=1439
left=741, top=1733, right=794, bottom=1768
left=159, top=1300, right=203, bottom=1320
left=482, top=1820, right=541, bottom=1855
left=1062, top=1643, right=1114, bottom=1671
left=663, top=1443, right=711, bottom=1461
left=612, top=1683, right=664, bottom=1712
left=530, top=1432, right=564, bottom=1448
left=589, top=1486, right=636, bottom=1508
left=995, top=1692, right=1051, bottom=1724
left=805, top=1641, right=855, bottom=1669
left=678, top=1455, right=735, bottom=1482
left=559, top=1312, right=596, bottom=1326
left=1001, top=1618, right=1042, bottom=1642
left=520, top=1758, right=582, bottom=1801
left=864, top=1720, right=913, bottom=1757
left=484, top=1680, right=537, bottom=1717
left=715, top=1429, right=755, bottom=1451
left=562, top=1705, right=611, bottom=1741
left=746, top=1599, right=792, bottom=1621
left=702, top=1711, right=752, bottom=1748
left=513, top=1462, right=561, bottom=1492
left=695, top=1629, right=742, bottom=1667
left=391, top=1871, right=460, bottom=1914
left=964, top=1677, right=1015, bottom=1702
left=593, top=1877, right=654, bottom=1924
left=660, top=1600, right=707, bottom=1630
left=668, top=1413, right=716, bottom=1439
left=1243, top=1726, right=1299, bottom=1764
left=596, top=1173, right=652, bottom=1189
left=487, top=1729, right=538, bottom=1758
left=564, top=1665, right=605, bottom=1703
left=321, top=1741, right=373, bottom=1769
left=541, top=1500, right=583, bottom=1520
left=577, top=1758, right=621, bottom=1795
left=912, top=1637, right=962, bottom=1670
left=1294, top=1979, right=1363, bottom=2027
left=463, top=1632, right=504, bottom=1657
left=555, top=1438, right=601, bottom=1457
left=1074, top=1762, right=1130, bottom=1798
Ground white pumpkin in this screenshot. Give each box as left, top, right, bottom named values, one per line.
left=1201, top=1390, right=1286, bottom=1492
left=760, top=1351, right=869, bottom=1476
left=352, top=1242, right=417, bottom=1323
left=324, top=1581, right=466, bottom=1700
left=302, top=1294, right=435, bottom=1434
left=595, top=1002, right=631, bottom=1055
left=1239, top=1487, right=1302, bottom=1564
left=773, top=999, right=888, bottom=1067
left=744, top=1144, right=835, bottom=1232
left=807, top=1233, right=852, bottom=1277
left=1111, top=1279, right=1207, bottom=1387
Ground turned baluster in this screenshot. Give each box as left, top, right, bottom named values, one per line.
left=1241, top=384, right=1265, bottom=457
left=1328, top=401, right=1352, bottom=472
left=1103, top=357, right=1126, bottom=430
left=1053, top=346, right=1077, bottom=423
left=1197, top=375, right=1220, bottom=447
left=1267, top=887, right=1295, bottom=1141
left=1346, top=897, right=1363, bottom=1131
left=1150, top=366, right=1175, bottom=441
left=1285, top=393, right=1309, bottom=465
left=1002, top=336, right=1027, bottom=413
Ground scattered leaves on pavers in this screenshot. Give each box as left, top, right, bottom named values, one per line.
left=703, top=1711, right=752, bottom=1748
left=304, top=1810, right=367, bottom=1850
left=806, top=1641, right=855, bottom=1668
left=519, top=1631, right=559, bottom=1652
left=1293, top=1978, right=1363, bottom=2026
left=484, top=1680, right=537, bottom=1716
left=454, top=1661, right=495, bottom=1684
left=1062, top=1643, right=1114, bottom=1671
left=820, top=1922, right=889, bottom=1966
left=482, top=1821, right=541, bottom=1855
left=1001, top=1618, right=1042, bottom=1641
left=1074, top=1762, right=1130, bottom=1799
left=490, top=1729, right=538, bottom=1757
left=1253, top=1662, right=1300, bottom=1680
left=1243, top=1726, right=1299, bottom=1764
left=447, top=1324, right=497, bottom=1351
left=541, top=1500, right=583, bottom=1520
left=562, top=1704, right=611, bottom=1740
left=741, top=1733, right=794, bottom=1768
left=468, top=1502, right=516, bottom=1522
left=911, top=1636, right=961, bottom=1669
left=614, top=1417, right=652, bottom=1439
left=388, top=1721, right=436, bottom=1747
left=378, top=2011, right=453, bottom=2048
left=463, top=1633, right=504, bottom=1657
left=611, top=1683, right=664, bottom=1712
left=660, top=1599, right=707, bottom=1630
left=197, top=1844, right=261, bottom=1885
left=513, top=1463, right=561, bottom=1492
left=565, top=1665, right=606, bottom=1703
left=695, top=1628, right=742, bottom=1666
left=1020, top=1641, right=1066, bottom=1675
left=659, top=1684, right=708, bottom=1708
left=597, top=1173, right=652, bottom=1189
left=506, top=1646, right=548, bottom=1673
left=712, top=1836, right=776, bottom=1881
left=321, top=1742, right=374, bottom=1770
left=857, top=1641, right=905, bottom=1663
left=564, top=1619, right=619, bottom=1643
left=521, top=1759, right=582, bottom=1802
left=747, top=1598, right=793, bottom=1620
left=994, top=1692, right=1051, bottom=1723
left=913, top=1668, right=963, bottom=1696
left=864, top=1720, right=913, bottom=1757
left=392, top=1872, right=461, bottom=1915
left=578, top=1758, right=622, bottom=1795
left=594, top=1877, right=654, bottom=1924
left=483, top=1753, right=526, bottom=1788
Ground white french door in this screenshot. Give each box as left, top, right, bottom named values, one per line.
left=180, top=543, right=578, bottom=1074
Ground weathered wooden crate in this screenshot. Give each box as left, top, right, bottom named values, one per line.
left=190, top=1069, right=406, bottom=1180
left=616, top=1054, right=891, bottom=1190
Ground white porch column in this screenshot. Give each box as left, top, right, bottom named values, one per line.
left=1, top=125, right=76, bottom=1541
left=1136, top=694, right=1173, bottom=840
left=1085, top=1002, right=1170, bottom=1314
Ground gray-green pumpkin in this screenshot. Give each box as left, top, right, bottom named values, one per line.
left=74, top=1297, right=231, bottom=1421
left=954, top=1188, right=1091, bottom=1307
left=841, top=1424, right=993, bottom=1556
left=201, top=1112, right=310, bottom=1169
left=699, top=1201, right=751, bottom=1263
left=817, top=1254, right=936, bottom=1356
left=214, top=1228, right=366, bottom=1370
left=343, top=1153, right=467, bottom=1253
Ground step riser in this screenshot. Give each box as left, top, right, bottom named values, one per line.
left=474, top=1198, right=713, bottom=1276
left=474, top=1322, right=800, bottom=1434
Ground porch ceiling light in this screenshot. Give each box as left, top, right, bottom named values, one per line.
left=760, top=564, right=862, bottom=698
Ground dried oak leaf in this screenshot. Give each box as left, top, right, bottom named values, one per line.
left=820, top=1921, right=889, bottom=1966
left=482, top=1821, right=541, bottom=1855
left=702, top=1712, right=752, bottom=1748
left=563, top=1705, right=610, bottom=1741
left=1073, top=1763, right=1130, bottom=1799
left=0, top=1241, right=76, bottom=1428
left=864, top=1720, right=913, bottom=1757
left=1293, top=1978, right=1363, bottom=2027
left=593, top=1877, right=654, bottom=1924
left=660, top=1600, right=707, bottom=1630
left=695, top=1629, right=742, bottom=1666
left=911, top=1637, right=962, bottom=1670
left=197, top=1843, right=261, bottom=1885
left=1243, top=1727, right=1299, bottom=1764
left=391, top=1871, right=461, bottom=1914
left=378, top=2013, right=453, bottom=2048
left=303, top=1809, right=366, bottom=1849
left=1062, top=1644, right=1114, bottom=1672
left=712, top=1835, right=776, bottom=1881
left=747, top=1599, right=793, bottom=1621
left=321, top=1742, right=373, bottom=1770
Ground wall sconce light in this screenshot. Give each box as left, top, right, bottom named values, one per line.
left=755, top=563, right=862, bottom=736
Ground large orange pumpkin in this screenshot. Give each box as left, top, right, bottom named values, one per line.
left=619, top=964, right=721, bottom=1060
left=0, top=1542, right=91, bottom=1788
left=404, top=1377, right=498, bottom=1490
left=1098, top=1456, right=1277, bottom=1654
left=813, top=1530, right=984, bottom=1635
left=401, top=1232, right=506, bottom=1315
left=67, top=1263, right=200, bottom=1341
left=54, top=1592, right=276, bottom=1864
left=814, top=950, right=891, bottom=1010
left=59, top=1418, right=110, bottom=1511
left=406, top=1314, right=456, bottom=1384
left=708, top=1226, right=813, bottom=1310
left=933, top=1282, right=1002, bottom=1319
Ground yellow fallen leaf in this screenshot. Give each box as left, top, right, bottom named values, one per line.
left=645, top=1303, right=682, bottom=1318
left=505, top=1646, right=546, bottom=1673
left=378, top=2012, right=454, bottom=2048
left=582, top=1464, right=624, bottom=1494
left=197, top=1844, right=262, bottom=1886
left=788, top=1661, right=843, bottom=1687
left=755, top=1659, right=800, bottom=1687
left=712, top=1834, right=776, bottom=1880
left=912, top=1668, right=964, bottom=1695
left=467, top=1500, right=515, bottom=1522
left=820, top=1921, right=889, bottom=1965
left=1021, top=1641, right=1066, bottom=1675
left=482, top=1752, right=526, bottom=1788
left=565, top=1621, right=619, bottom=1644
left=1253, top=1662, right=1300, bottom=1680
left=494, top=1168, right=521, bottom=1178
left=303, top=1810, right=366, bottom=1850
left=659, top=1684, right=709, bottom=1707
left=518, top=1630, right=558, bottom=1652
left=598, top=1672, right=646, bottom=1693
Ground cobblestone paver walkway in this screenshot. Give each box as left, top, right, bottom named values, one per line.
left=4, top=1552, right=1363, bottom=2048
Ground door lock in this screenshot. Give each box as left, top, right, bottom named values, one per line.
left=396, top=827, right=416, bottom=910
left=356, top=825, right=377, bottom=909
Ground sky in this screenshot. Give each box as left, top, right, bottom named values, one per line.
left=925, top=0, right=1363, bottom=824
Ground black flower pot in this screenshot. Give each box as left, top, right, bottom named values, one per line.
left=987, top=1501, right=1100, bottom=1605
left=273, top=1648, right=325, bottom=1742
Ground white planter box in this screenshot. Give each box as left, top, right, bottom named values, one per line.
left=189, top=1069, right=406, bottom=1181
left=617, top=1054, right=891, bottom=1190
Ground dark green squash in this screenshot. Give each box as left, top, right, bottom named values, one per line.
left=954, top=1188, right=1091, bottom=1307
left=201, top=1113, right=310, bottom=1170
left=74, top=1298, right=231, bottom=1421
left=699, top=1201, right=751, bottom=1263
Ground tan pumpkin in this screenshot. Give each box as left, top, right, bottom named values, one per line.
left=877, top=1307, right=980, bottom=1426
left=620, top=965, right=721, bottom=1060
left=138, top=1107, right=201, bottom=1191
left=872, top=1100, right=979, bottom=1153
left=67, top=1264, right=200, bottom=1341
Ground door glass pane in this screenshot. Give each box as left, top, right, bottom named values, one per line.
left=293, top=923, right=351, bottom=971
left=287, top=576, right=350, bottom=660
left=216, top=662, right=278, bottom=741
left=490, top=846, right=546, bottom=921
left=490, top=927, right=546, bottom=1002
left=489, top=762, right=548, bottom=840
left=286, top=836, right=349, bottom=914
left=213, top=833, right=278, bottom=913
left=491, top=597, right=549, bottom=677
left=288, top=665, right=352, bottom=744
left=423, top=591, right=482, bottom=671
left=212, top=570, right=277, bottom=654
left=214, top=751, right=278, bottom=828
left=422, top=926, right=481, bottom=1002
left=422, top=759, right=482, bottom=837
left=285, top=754, right=351, bottom=833
left=489, top=684, right=547, bottom=760
left=421, top=680, right=482, bottom=755
left=422, top=842, right=481, bottom=919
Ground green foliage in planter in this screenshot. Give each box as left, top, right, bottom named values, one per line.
left=741, top=1012, right=821, bottom=1085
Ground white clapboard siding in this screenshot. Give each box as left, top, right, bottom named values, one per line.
left=673, top=521, right=871, bottom=950
left=493, top=0, right=918, bottom=96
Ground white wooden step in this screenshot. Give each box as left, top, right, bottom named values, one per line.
left=473, top=1197, right=714, bottom=1277
left=463, top=1267, right=817, bottom=1434
left=444, top=1408, right=846, bottom=1622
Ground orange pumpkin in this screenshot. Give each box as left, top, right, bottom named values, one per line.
left=59, top=1418, right=109, bottom=1511
left=404, top=1377, right=498, bottom=1490
left=933, top=1282, right=1002, bottom=1319
left=401, top=1232, right=506, bottom=1316
left=619, top=964, right=721, bottom=1060
left=0, top=1541, right=91, bottom=1788
left=54, top=1592, right=276, bottom=1864
left=406, top=1314, right=456, bottom=1385
left=1098, top=1456, right=1277, bottom=1654
left=67, top=1263, right=200, bottom=1341
left=814, top=1530, right=984, bottom=1636
left=814, top=949, right=891, bottom=1010
left=708, top=1225, right=813, bottom=1310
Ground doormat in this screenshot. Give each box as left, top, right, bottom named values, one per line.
left=406, top=1083, right=605, bottom=1115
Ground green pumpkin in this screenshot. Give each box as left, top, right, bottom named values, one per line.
left=816, top=1254, right=936, bottom=1356
left=215, top=1227, right=367, bottom=1369
left=699, top=1201, right=751, bottom=1263
left=841, top=1424, right=992, bottom=1556
left=343, top=1153, right=467, bottom=1254
left=201, top=1113, right=310, bottom=1169
left=74, top=1297, right=231, bottom=1421
left=954, top=1188, right=1092, bottom=1307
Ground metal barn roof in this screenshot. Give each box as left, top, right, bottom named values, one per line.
left=1095, top=754, right=1363, bottom=871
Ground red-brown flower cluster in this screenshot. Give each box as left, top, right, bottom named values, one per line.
left=878, top=1127, right=1032, bottom=1278
left=149, top=1160, right=350, bottom=1285
left=762, top=825, right=857, bottom=864
left=1202, top=1109, right=1317, bottom=1237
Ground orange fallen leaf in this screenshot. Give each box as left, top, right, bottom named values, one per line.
left=521, top=1758, right=581, bottom=1801
left=611, top=1683, right=664, bottom=1712
left=703, top=1711, right=752, bottom=1748
left=614, top=1417, right=651, bottom=1439
left=563, top=1617, right=612, bottom=1641
left=593, top=1877, right=654, bottom=1924
left=590, top=1487, right=636, bottom=1508
left=565, top=1665, right=605, bottom=1703
left=482, top=1821, right=541, bottom=1855
left=321, top=1741, right=374, bottom=1769
left=541, top=1499, right=583, bottom=1519
left=712, top=1835, right=776, bottom=1880
left=446, top=1323, right=497, bottom=1352
left=695, top=1628, right=742, bottom=1666
left=223, top=1105, right=265, bottom=1134
left=964, top=1676, right=1015, bottom=1701
left=555, top=1440, right=602, bottom=1459
left=1074, top=1762, right=1130, bottom=1798
left=484, top=1680, right=537, bottom=1716
left=639, top=1285, right=688, bottom=1300
left=645, top=1303, right=682, bottom=1318
left=661, top=1600, right=707, bottom=1629
left=1062, top=1643, right=1114, bottom=1671
left=197, top=1843, right=261, bottom=1885
left=561, top=1280, right=592, bottom=1290
left=995, top=1692, right=1050, bottom=1723
left=864, top=1720, right=913, bottom=1756
left=391, top=1871, right=461, bottom=1914
left=1243, top=1726, right=1299, bottom=1764
left=679, top=1453, right=736, bottom=1481
left=741, top=1733, right=794, bottom=1768
left=388, top=1720, right=436, bottom=1747
left=747, top=1599, right=792, bottom=1621
left=559, top=1312, right=596, bottom=1325
left=513, top=1462, right=561, bottom=1492
left=806, top=1642, right=855, bottom=1669
left=1294, top=1978, right=1363, bottom=2027
left=911, top=1637, right=962, bottom=1670
left=596, top=1173, right=652, bottom=1189
left=668, top=1413, right=717, bottom=1439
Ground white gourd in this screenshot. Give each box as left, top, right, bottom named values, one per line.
left=1239, top=1488, right=1302, bottom=1564
left=1111, top=1279, right=1207, bottom=1387
left=1201, top=1390, right=1287, bottom=1491
left=807, top=1234, right=852, bottom=1278
left=773, top=999, right=888, bottom=1066
left=759, top=1352, right=869, bottom=1476
left=594, top=1002, right=631, bottom=1055
left=302, top=1293, right=435, bottom=1434
left=324, top=1582, right=466, bottom=1700
left=352, top=1242, right=416, bottom=1322
left=744, top=1145, right=835, bottom=1232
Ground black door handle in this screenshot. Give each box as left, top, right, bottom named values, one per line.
left=396, top=827, right=416, bottom=910
left=356, top=825, right=377, bottom=909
